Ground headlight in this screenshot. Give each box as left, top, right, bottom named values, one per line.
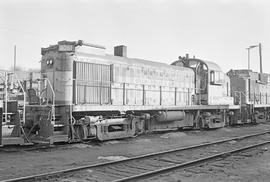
left=46, top=59, right=53, bottom=65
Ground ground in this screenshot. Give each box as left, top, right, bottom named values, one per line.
left=1, top=124, right=270, bottom=181
left=144, top=144, right=270, bottom=182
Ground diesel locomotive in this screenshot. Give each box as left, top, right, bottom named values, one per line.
left=1, top=40, right=270, bottom=146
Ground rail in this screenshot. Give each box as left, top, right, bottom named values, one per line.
left=3, top=72, right=7, bottom=124
left=233, top=91, right=243, bottom=106
left=74, top=80, right=194, bottom=106
left=13, top=73, right=26, bottom=124
left=0, top=72, right=8, bottom=124
left=0, top=72, right=4, bottom=147
left=233, top=90, right=270, bottom=106
left=0, top=72, right=27, bottom=124
left=2, top=130, right=270, bottom=182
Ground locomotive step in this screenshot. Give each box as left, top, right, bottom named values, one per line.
left=49, top=134, right=69, bottom=144
left=53, top=124, right=66, bottom=128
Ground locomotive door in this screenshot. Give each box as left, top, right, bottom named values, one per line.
left=73, top=61, right=111, bottom=105
left=195, top=62, right=208, bottom=105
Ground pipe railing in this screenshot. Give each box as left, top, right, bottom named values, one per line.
left=233, top=91, right=245, bottom=105
left=44, top=78, right=55, bottom=122
left=232, top=91, right=270, bottom=105
left=74, top=80, right=193, bottom=106
left=13, top=73, right=26, bottom=124
left=0, top=72, right=7, bottom=124
left=0, top=72, right=27, bottom=124
left=4, top=73, right=7, bottom=124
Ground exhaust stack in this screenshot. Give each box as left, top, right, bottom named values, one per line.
left=114, top=45, right=127, bottom=57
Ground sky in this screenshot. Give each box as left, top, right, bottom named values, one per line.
left=0, top=0, right=269, bottom=73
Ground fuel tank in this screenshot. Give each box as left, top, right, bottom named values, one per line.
left=155, top=111, right=185, bottom=122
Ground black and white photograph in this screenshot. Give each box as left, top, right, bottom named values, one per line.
left=0, top=0, right=270, bottom=181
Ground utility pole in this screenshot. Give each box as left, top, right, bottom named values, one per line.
left=246, top=45, right=259, bottom=70
left=14, top=45, right=16, bottom=73
left=5, top=72, right=7, bottom=124
left=247, top=48, right=250, bottom=70
left=259, top=43, right=262, bottom=74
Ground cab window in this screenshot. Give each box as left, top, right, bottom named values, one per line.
left=210, top=70, right=223, bottom=85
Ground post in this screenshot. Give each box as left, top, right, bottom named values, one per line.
left=247, top=44, right=260, bottom=71
left=109, top=83, right=112, bottom=104
left=45, top=78, right=55, bottom=122
left=69, top=104, right=74, bottom=140
left=99, top=83, right=102, bottom=105
left=239, top=92, right=242, bottom=106
left=16, top=76, right=26, bottom=124
left=84, top=85, right=87, bottom=104
left=4, top=72, right=7, bottom=124
left=175, top=87, right=177, bottom=105
left=248, top=79, right=251, bottom=101
left=187, top=88, right=190, bottom=105
left=247, top=48, right=250, bottom=70
left=0, top=106, right=2, bottom=146
left=142, top=85, right=145, bottom=105
left=14, top=45, right=16, bottom=73
left=29, top=72, right=33, bottom=89
left=123, top=83, right=125, bottom=105
left=160, top=86, right=162, bottom=105
left=259, top=43, right=262, bottom=74
left=73, top=79, right=77, bottom=105
left=72, top=62, right=77, bottom=104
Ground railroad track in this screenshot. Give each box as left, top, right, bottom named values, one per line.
left=2, top=131, right=270, bottom=182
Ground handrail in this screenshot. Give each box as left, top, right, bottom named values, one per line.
left=253, top=94, right=260, bottom=104
left=233, top=91, right=243, bottom=105
left=0, top=72, right=6, bottom=123
left=13, top=73, right=26, bottom=124
left=44, top=78, right=55, bottom=122
left=233, top=91, right=257, bottom=105
left=4, top=72, right=7, bottom=124
left=0, top=72, right=27, bottom=124
left=74, top=83, right=193, bottom=106
left=0, top=72, right=10, bottom=124
left=232, top=90, right=270, bottom=105
left=0, top=72, right=5, bottom=82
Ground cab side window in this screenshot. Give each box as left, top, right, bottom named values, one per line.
left=210, top=70, right=222, bottom=85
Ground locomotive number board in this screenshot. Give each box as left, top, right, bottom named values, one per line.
left=58, top=44, right=74, bottom=52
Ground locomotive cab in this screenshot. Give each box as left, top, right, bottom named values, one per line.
left=172, top=55, right=233, bottom=106
left=172, top=57, right=208, bottom=105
